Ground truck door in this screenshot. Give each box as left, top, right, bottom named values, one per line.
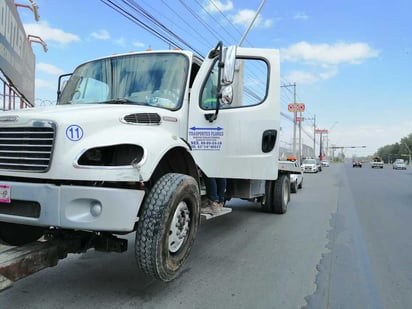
left=188, top=47, right=280, bottom=180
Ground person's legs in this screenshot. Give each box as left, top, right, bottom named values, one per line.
left=205, top=177, right=218, bottom=202
left=216, top=178, right=226, bottom=203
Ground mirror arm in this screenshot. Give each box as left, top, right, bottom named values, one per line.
left=57, top=73, right=73, bottom=101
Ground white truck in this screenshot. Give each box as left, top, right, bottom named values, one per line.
left=0, top=42, right=299, bottom=288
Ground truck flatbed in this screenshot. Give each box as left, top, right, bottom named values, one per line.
left=0, top=232, right=127, bottom=291
left=0, top=240, right=78, bottom=291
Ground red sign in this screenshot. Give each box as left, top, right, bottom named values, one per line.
left=315, top=129, right=329, bottom=133
left=296, top=117, right=304, bottom=122
left=288, top=103, right=305, bottom=112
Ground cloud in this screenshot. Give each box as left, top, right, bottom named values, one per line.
left=36, top=63, right=64, bottom=75
left=281, top=41, right=380, bottom=65
left=230, top=9, right=273, bottom=28
left=90, top=29, right=110, bottom=40
left=284, top=66, right=338, bottom=85
left=284, top=70, right=319, bottom=84
left=133, top=41, right=145, bottom=48
left=293, top=12, right=309, bottom=20
left=204, top=0, right=233, bottom=13
left=114, top=37, right=126, bottom=47
left=35, top=78, right=56, bottom=89
left=23, top=21, right=80, bottom=45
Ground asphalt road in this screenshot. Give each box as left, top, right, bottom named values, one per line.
left=1, top=163, right=411, bottom=309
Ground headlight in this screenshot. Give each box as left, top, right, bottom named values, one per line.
left=78, top=144, right=144, bottom=167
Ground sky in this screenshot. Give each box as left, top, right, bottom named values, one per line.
left=15, top=0, right=412, bottom=157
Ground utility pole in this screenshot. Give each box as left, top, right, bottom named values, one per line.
left=305, top=115, right=316, bottom=157
left=293, top=82, right=297, bottom=157
left=281, top=83, right=297, bottom=157
left=238, top=0, right=266, bottom=46
left=313, top=115, right=316, bottom=158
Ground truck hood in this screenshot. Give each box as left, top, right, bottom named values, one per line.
left=0, top=104, right=187, bottom=182
left=0, top=104, right=169, bottom=125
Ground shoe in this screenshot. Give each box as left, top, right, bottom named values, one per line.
left=202, top=201, right=220, bottom=215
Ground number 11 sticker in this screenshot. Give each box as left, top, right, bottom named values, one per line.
left=0, top=184, right=11, bottom=203
left=66, top=124, right=84, bottom=141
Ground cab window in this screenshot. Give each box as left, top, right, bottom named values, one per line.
left=200, top=58, right=268, bottom=110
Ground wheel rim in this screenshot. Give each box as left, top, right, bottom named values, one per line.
left=168, top=201, right=191, bottom=253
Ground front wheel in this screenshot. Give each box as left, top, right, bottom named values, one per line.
left=135, top=173, right=200, bottom=281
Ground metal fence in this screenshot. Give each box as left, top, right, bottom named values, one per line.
left=0, top=75, right=34, bottom=111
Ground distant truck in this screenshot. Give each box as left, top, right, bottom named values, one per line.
left=371, top=156, right=384, bottom=168
left=0, top=42, right=300, bottom=289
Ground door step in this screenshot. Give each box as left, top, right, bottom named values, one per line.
left=200, top=207, right=232, bottom=220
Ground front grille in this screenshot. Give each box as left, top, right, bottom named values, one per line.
left=0, top=126, right=55, bottom=172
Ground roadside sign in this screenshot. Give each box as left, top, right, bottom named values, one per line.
left=315, top=129, right=328, bottom=133
left=288, top=103, right=305, bottom=112
left=296, top=116, right=304, bottom=122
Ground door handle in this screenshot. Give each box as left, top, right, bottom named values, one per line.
left=262, top=129, right=277, bottom=153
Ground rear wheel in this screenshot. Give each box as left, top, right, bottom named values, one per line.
left=135, top=173, right=200, bottom=281
left=272, top=175, right=290, bottom=214
left=291, top=179, right=298, bottom=193
left=0, top=222, right=44, bottom=246
left=261, top=175, right=290, bottom=214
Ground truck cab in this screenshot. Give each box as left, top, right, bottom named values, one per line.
left=0, top=43, right=288, bottom=283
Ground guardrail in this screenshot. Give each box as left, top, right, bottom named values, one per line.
left=1, top=75, right=34, bottom=111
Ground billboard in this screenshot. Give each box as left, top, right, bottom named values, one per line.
left=0, top=0, right=35, bottom=103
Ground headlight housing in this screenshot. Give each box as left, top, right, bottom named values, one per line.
left=77, top=144, right=144, bottom=167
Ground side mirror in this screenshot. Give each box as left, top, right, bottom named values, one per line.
left=220, top=85, right=233, bottom=105
left=222, top=46, right=236, bottom=85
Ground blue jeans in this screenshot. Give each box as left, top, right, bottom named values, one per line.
left=205, top=177, right=226, bottom=203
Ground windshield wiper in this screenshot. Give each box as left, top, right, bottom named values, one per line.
left=101, top=98, right=134, bottom=104
left=101, top=98, right=148, bottom=105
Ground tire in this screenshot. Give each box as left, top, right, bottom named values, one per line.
left=272, top=175, right=290, bottom=214
left=291, top=179, right=298, bottom=193
left=135, top=173, right=200, bottom=281
left=261, top=181, right=273, bottom=212
left=261, top=176, right=290, bottom=214
left=0, top=222, right=44, bottom=246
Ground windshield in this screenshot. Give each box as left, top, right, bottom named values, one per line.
left=58, top=53, right=189, bottom=110
left=303, top=159, right=316, bottom=164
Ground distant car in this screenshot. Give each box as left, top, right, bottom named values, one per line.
left=316, top=159, right=322, bottom=172
left=301, top=159, right=318, bottom=173
left=393, top=159, right=406, bottom=170
left=371, top=156, right=384, bottom=168
left=290, top=172, right=303, bottom=193
left=321, top=160, right=330, bottom=167
left=353, top=161, right=362, bottom=168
